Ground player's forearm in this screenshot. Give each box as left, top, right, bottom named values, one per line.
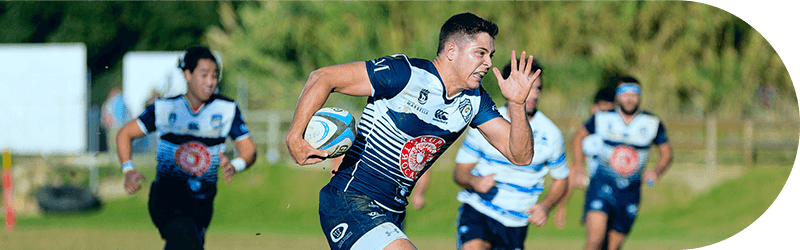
left=453, top=164, right=477, bottom=190
left=539, top=178, right=568, bottom=210
left=286, top=70, right=333, bottom=142
left=116, top=131, right=133, bottom=164
left=571, top=129, right=588, bottom=168
left=505, top=102, right=534, bottom=165
left=654, top=143, right=673, bottom=178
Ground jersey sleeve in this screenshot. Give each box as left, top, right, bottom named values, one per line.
left=228, top=105, right=251, bottom=141
left=365, top=54, right=412, bottom=99
left=454, top=128, right=484, bottom=164
left=584, top=115, right=597, bottom=134
left=136, top=105, right=156, bottom=134
left=546, top=129, right=569, bottom=180
left=653, top=121, right=668, bottom=145
left=469, top=86, right=501, bottom=128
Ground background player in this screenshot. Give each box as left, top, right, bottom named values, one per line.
left=452, top=59, right=568, bottom=250
left=116, top=45, right=257, bottom=249
left=285, top=12, right=540, bottom=250
left=554, top=86, right=616, bottom=228
left=571, top=76, right=673, bottom=250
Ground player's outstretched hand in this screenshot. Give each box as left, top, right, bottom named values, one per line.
left=492, top=50, right=541, bottom=105
left=219, top=151, right=235, bottom=184
left=527, top=203, right=548, bottom=227
left=471, top=173, right=497, bottom=193
left=287, top=135, right=329, bottom=166
left=123, top=170, right=146, bottom=194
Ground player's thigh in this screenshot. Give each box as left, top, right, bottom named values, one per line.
left=320, top=185, right=407, bottom=250
left=584, top=211, right=609, bottom=239
left=606, top=230, right=627, bottom=250
left=460, top=239, right=491, bottom=250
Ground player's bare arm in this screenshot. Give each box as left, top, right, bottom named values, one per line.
left=410, top=170, right=430, bottom=210
left=527, top=177, right=567, bottom=226
left=220, top=137, right=257, bottom=183
left=286, top=61, right=372, bottom=166
left=570, top=126, right=591, bottom=187
left=116, top=120, right=147, bottom=194
left=644, top=142, right=673, bottom=186
left=476, top=51, right=539, bottom=166
left=453, top=162, right=496, bottom=193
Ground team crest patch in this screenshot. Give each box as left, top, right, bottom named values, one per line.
left=610, top=145, right=639, bottom=177
left=418, top=89, right=429, bottom=104
left=399, top=136, right=445, bottom=179
left=175, top=141, right=212, bottom=177
left=210, top=114, right=222, bottom=128
left=458, top=99, right=473, bottom=122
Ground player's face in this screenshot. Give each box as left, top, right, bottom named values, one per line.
left=455, top=32, right=495, bottom=90
left=592, top=100, right=614, bottom=114
left=525, top=78, right=542, bottom=115
left=617, top=90, right=640, bottom=115
left=184, top=58, right=219, bottom=103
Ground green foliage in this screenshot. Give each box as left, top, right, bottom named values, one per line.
left=206, top=2, right=795, bottom=119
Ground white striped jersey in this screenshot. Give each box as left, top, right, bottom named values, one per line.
left=329, top=54, right=502, bottom=213
left=583, top=134, right=604, bottom=177
left=585, top=108, right=668, bottom=189
left=454, top=107, right=568, bottom=227
left=137, top=95, right=250, bottom=183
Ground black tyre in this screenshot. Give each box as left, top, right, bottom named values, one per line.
left=35, top=185, right=101, bottom=213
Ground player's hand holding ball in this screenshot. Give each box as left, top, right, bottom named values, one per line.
left=301, top=107, right=357, bottom=161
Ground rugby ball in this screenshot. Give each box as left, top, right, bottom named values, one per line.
left=303, top=107, right=357, bottom=158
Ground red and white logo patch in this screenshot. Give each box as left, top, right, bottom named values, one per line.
left=610, top=145, right=639, bottom=177
left=399, top=136, right=445, bottom=179
left=175, top=141, right=212, bottom=177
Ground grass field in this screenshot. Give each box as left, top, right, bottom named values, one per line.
left=0, top=149, right=793, bottom=249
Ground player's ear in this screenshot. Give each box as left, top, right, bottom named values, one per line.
left=183, top=69, right=192, bottom=83
left=445, top=41, right=457, bottom=61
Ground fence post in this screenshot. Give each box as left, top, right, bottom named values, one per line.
left=743, top=119, right=754, bottom=167
left=266, top=111, right=281, bottom=164
left=705, top=116, right=717, bottom=170
left=237, top=77, right=248, bottom=111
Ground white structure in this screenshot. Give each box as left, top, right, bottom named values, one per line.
left=0, top=43, right=88, bottom=154
left=122, top=51, right=222, bottom=117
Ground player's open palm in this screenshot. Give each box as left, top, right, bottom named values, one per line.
left=471, top=173, right=497, bottom=193
left=493, top=50, right=541, bottom=105
left=123, top=170, right=146, bottom=194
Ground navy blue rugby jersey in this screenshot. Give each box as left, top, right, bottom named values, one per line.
left=584, top=108, right=668, bottom=189
left=329, top=54, right=502, bottom=212
left=137, top=94, right=250, bottom=183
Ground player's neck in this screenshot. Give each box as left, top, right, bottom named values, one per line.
left=183, top=94, right=205, bottom=112
left=616, top=107, right=638, bottom=124
left=432, top=57, right=464, bottom=99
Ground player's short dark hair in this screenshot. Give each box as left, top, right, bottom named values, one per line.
left=501, top=58, right=543, bottom=86
left=617, top=75, right=640, bottom=87
left=437, top=12, right=499, bottom=55
left=594, top=87, right=616, bottom=104
left=179, top=45, right=218, bottom=73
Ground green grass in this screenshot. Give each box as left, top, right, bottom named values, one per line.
left=5, top=157, right=794, bottom=249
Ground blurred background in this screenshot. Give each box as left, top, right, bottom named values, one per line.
left=0, top=1, right=797, bottom=249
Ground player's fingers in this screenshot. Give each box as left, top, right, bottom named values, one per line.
left=510, top=50, right=518, bottom=72
left=492, top=67, right=503, bottom=82
left=486, top=173, right=497, bottom=179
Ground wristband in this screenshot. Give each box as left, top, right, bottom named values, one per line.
left=231, top=157, right=246, bottom=173
left=121, top=161, right=135, bottom=174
